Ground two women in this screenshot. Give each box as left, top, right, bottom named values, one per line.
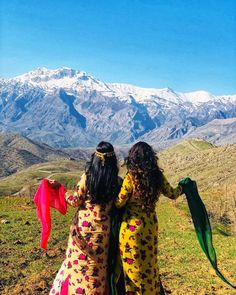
left=49, top=141, right=182, bottom=295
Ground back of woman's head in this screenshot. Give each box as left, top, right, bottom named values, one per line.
left=126, top=141, right=163, bottom=212
left=86, top=141, right=119, bottom=204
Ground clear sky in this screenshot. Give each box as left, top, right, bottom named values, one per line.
left=1, top=0, right=236, bottom=95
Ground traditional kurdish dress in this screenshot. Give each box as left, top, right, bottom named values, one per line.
left=115, top=173, right=182, bottom=295
left=50, top=173, right=113, bottom=295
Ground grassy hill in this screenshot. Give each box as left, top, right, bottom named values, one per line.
left=159, top=138, right=236, bottom=235
left=0, top=159, right=86, bottom=196
left=0, top=133, right=70, bottom=177
left=0, top=138, right=236, bottom=294
left=0, top=133, right=95, bottom=178
left=0, top=196, right=235, bottom=295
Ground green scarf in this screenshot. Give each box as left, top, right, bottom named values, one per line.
left=179, top=177, right=235, bottom=289
left=107, top=206, right=124, bottom=295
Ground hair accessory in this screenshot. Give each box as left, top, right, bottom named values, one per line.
left=95, top=150, right=115, bottom=166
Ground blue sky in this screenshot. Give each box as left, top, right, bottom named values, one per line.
left=1, top=0, right=236, bottom=94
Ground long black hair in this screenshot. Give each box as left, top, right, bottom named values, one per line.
left=85, top=141, right=119, bottom=204
left=126, top=141, right=164, bottom=212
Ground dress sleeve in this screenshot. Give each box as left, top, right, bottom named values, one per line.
left=65, top=173, right=87, bottom=207
left=161, top=174, right=182, bottom=200
left=115, top=173, right=133, bottom=208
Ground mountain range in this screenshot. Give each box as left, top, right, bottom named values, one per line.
left=0, top=67, right=236, bottom=147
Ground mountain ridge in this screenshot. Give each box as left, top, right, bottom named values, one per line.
left=1, top=67, right=236, bottom=147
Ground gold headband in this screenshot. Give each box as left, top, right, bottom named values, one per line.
left=95, top=150, right=115, bottom=165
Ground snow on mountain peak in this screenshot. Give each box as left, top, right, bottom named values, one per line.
left=14, top=67, right=82, bottom=82
left=108, top=83, right=184, bottom=104
left=182, top=90, right=215, bottom=104
left=12, top=67, right=111, bottom=93
left=4, top=67, right=235, bottom=105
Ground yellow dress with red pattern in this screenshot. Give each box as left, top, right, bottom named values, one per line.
left=50, top=173, right=112, bottom=295
left=115, top=173, right=182, bottom=295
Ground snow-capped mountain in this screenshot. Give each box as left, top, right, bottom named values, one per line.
left=0, top=67, right=236, bottom=147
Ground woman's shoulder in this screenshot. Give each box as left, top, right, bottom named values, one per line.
left=126, top=172, right=134, bottom=182
left=78, top=173, right=87, bottom=184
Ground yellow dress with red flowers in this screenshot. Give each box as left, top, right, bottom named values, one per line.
left=115, top=173, right=182, bottom=295
left=50, top=173, right=112, bottom=295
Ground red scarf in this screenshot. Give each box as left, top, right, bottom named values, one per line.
left=34, top=179, right=67, bottom=250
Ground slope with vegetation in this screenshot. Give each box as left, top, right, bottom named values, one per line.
left=159, top=138, right=236, bottom=234
left=0, top=196, right=235, bottom=294
left=0, top=133, right=69, bottom=177
left=0, top=138, right=235, bottom=294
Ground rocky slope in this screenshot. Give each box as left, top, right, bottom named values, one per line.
left=0, top=67, right=235, bottom=147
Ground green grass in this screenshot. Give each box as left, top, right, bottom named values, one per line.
left=157, top=200, right=236, bottom=295
left=0, top=160, right=86, bottom=196
left=1, top=196, right=235, bottom=294
left=1, top=139, right=236, bottom=294
left=162, top=138, right=214, bottom=155
left=0, top=196, right=75, bottom=294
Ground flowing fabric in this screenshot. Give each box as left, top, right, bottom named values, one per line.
left=34, top=179, right=67, bottom=250
left=107, top=206, right=124, bottom=295
left=179, top=177, right=235, bottom=289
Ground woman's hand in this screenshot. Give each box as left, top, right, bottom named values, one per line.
left=71, top=196, right=80, bottom=207
left=46, top=179, right=61, bottom=189
left=66, top=194, right=80, bottom=207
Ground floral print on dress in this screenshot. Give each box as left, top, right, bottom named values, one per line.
left=115, top=173, right=182, bottom=294
left=50, top=173, right=113, bottom=295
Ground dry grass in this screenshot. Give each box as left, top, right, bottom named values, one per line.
left=159, top=139, right=236, bottom=234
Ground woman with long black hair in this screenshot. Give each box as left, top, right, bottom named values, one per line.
left=50, top=141, right=119, bottom=295
left=115, top=141, right=183, bottom=295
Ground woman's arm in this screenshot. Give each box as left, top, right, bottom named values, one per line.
left=65, top=173, right=87, bottom=207
left=115, top=173, right=133, bottom=208
left=161, top=174, right=182, bottom=200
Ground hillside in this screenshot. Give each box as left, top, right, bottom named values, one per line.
left=1, top=138, right=235, bottom=233
left=0, top=133, right=70, bottom=177
left=159, top=138, right=235, bottom=189
left=0, top=133, right=92, bottom=178
left=0, top=197, right=235, bottom=295
left=0, top=159, right=86, bottom=196
left=0, top=138, right=236, bottom=294
left=159, top=138, right=236, bottom=234
left=0, top=132, right=130, bottom=191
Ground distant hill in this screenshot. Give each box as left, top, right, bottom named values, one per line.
left=1, top=137, right=235, bottom=199
left=184, top=117, right=236, bottom=145
left=0, top=133, right=70, bottom=177
left=1, top=137, right=235, bottom=231
left=0, top=133, right=134, bottom=178
left=0, top=159, right=86, bottom=196
left=159, top=138, right=235, bottom=187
